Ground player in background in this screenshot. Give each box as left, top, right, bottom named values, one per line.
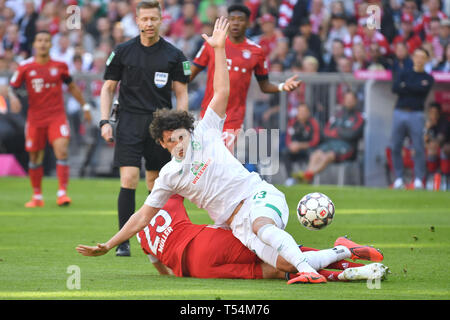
left=190, top=4, right=301, bottom=150
left=9, top=30, right=92, bottom=207
left=77, top=195, right=388, bottom=282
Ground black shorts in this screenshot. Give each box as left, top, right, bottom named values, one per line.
left=114, top=110, right=171, bottom=171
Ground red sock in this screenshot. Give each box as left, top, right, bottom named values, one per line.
left=328, top=259, right=365, bottom=270
left=56, top=160, right=70, bottom=193
left=318, top=269, right=345, bottom=281
left=29, top=165, right=43, bottom=196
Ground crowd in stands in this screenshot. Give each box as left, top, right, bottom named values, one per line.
left=0, top=0, right=449, bottom=186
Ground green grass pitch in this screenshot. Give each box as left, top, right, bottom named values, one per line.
left=0, top=177, right=449, bottom=300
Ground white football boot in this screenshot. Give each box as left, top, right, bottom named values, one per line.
left=338, top=263, right=389, bottom=281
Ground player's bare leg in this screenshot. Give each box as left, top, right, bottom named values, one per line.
left=117, top=166, right=140, bottom=256
left=53, top=137, right=71, bottom=206
left=25, top=149, right=45, bottom=208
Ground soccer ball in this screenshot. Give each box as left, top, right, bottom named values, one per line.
left=297, top=192, right=335, bottom=231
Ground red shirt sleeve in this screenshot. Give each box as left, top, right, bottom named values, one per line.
left=193, top=42, right=211, bottom=69
left=9, top=65, right=26, bottom=88
left=254, top=48, right=269, bottom=81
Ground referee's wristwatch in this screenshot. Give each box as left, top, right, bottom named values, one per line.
left=99, top=120, right=110, bottom=129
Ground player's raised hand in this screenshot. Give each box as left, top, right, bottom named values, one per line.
left=202, top=16, right=229, bottom=49
left=283, top=75, right=302, bottom=92
left=76, top=243, right=109, bottom=256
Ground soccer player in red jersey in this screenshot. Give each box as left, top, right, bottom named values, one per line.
left=190, top=4, right=301, bottom=149
left=77, top=194, right=388, bottom=282
left=9, top=31, right=92, bottom=208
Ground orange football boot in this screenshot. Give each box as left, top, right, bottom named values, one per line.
left=334, top=236, right=384, bottom=262
left=25, top=198, right=44, bottom=208
left=287, top=272, right=327, bottom=284
left=57, top=194, right=72, bottom=206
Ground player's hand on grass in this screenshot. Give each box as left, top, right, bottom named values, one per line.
left=283, top=75, right=302, bottom=92
left=76, top=243, right=110, bottom=256
left=202, top=16, right=229, bottom=49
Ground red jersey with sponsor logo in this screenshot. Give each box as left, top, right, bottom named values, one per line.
left=9, top=57, right=71, bottom=127
left=193, top=37, right=269, bottom=131
left=137, top=195, right=207, bottom=277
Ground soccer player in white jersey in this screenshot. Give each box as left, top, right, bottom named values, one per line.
left=76, top=17, right=383, bottom=284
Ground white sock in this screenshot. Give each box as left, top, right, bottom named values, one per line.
left=57, top=190, right=66, bottom=197
left=302, top=246, right=351, bottom=270
left=257, top=224, right=316, bottom=273
left=32, top=194, right=43, bottom=200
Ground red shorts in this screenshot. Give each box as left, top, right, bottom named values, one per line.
left=183, top=226, right=263, bottom=279
left=25, top=116, right=70, bottom=152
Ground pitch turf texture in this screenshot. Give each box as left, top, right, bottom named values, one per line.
left=0, top=177, right=449, bottom=300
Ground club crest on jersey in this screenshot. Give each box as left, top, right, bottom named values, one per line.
left=50, top=68, right=58, bottom=76
left=154, top=72, right=168, bottom=88
left=191, top=161, right=204, bottom=176
left=242, top=50, right=251, bottom=59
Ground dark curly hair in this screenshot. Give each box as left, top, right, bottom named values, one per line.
left=149, top=109, right=195, bottom=144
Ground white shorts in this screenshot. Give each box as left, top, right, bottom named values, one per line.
left=229, top=181, right=290, bottom=266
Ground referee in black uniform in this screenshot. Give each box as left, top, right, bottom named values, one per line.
left=99, top=0, right=189, bottom=256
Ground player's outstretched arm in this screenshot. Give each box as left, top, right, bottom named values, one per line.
left=76, top=204, right=160, bottom=256
left=202, top=16, right=230, bottom=119
left=258, top=75, right=302, bottom=93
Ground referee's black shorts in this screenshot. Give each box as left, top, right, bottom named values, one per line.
left=114, top=110, right=171, bottom=171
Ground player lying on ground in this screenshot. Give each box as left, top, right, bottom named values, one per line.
left=77, top=195, right=388, bottom=283
left=75, top=17, right=384, bottom=284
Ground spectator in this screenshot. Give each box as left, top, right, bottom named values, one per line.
left=415, top=0, right=448, bottom=39
left=391, top=41, right=413, bottom=74
left=169, top=1, right=202, bottom=39
left=294, top=90, right=364, bottom=184
left=257, top=14, right=282, bottom=58
left=174, top=18, right=202, bottom=60
left=351, top=42, right=369, bottom=71
left=50, top=33, right=75, bottom=68
left=426, top=17, right=445, bottom=61
left=391, top=48, right=435, bottom=190
left=278, top=0, right=309, bottom=38
left=434, top=43, right=450, bottom=71
left=367, top=42, right=390, bottom=70
left=325, top=38, right=345, bottom=72
left=357, top=21, right=391, bottom=57
left=288, top=35, right=317, bottom=66
left=17, top=0, right=38, bottom=56
left=269, top=37, right=295, bottom=70
left=284, top=103, right=321, bottom=186
left=117, top=0, right=139, bottom=38
left=309, top=0, right=330, bottom=39
left=298, top=18, right=324, bottom=68
left=392, top=13, right=423, bottom=55
left=343, top=15, right=360, bottom=58
left=424, top=102, right=448, bottom=177
left=337, top=55, right=352, bottom=73
left=324, top=13, right=349, bottom=56
left=95, top=17, right=113, bottom=47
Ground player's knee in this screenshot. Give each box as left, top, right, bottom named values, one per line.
left=120, top=171, right=139, bottom=189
